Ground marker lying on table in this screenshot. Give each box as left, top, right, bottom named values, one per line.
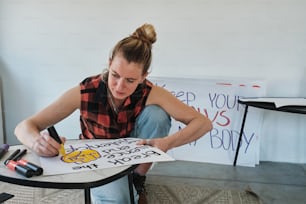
left=4, top=149, right=20, bottom=165
left=6, top=160, right=34, bottom=178
left=12, top=149, right=27, bottom=161
left=4, top=148, right=42, bottom=177
left=47, top=126, right=66, bottom=156
left=17, top=159, right=43, bottom=176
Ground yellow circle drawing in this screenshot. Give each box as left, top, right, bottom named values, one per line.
left=61, top=149, right=101, bottom=164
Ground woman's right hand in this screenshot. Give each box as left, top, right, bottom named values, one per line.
left=31, top=131, right=64, bottom=157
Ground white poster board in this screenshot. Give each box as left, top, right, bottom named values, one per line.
left=40, top=138, right=174, bottom=176
left=150, top=77, right=266, bottom=167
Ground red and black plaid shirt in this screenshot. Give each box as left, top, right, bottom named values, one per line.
left=79, top=74, right=152, bottom=139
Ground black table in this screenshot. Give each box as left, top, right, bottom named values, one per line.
left=233, top=97, right=306, bottom=166
left=0, top=140, right=138, bottom=204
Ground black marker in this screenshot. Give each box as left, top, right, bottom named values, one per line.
left=4, top=149, right=20, bottom=165
left=12, top=149, right=27, bottom=161
left=17, top=159, right=43, bottom=176
left=0, top=144, right=9, bottom=160
left=47, top=126, right=66, bottom=156
left=47, top=126, right=61, bottom=144
left=6, top=160, right=34, bottom=178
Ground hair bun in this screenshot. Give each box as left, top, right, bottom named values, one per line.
left=132, top=23, right=157, bottom=45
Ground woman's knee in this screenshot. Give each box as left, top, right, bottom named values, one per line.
left=141, top=105, right=171, bottom=125
left=133, top=105, right=171, bottom=139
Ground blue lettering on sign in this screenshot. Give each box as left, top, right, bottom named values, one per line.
left=167, top=90, right=196, bottom=105
left=208, top=93, right=241, bottom=111
left=209, top=128, right=255, bottom=153
left=155, top=81, right=256, bottom=156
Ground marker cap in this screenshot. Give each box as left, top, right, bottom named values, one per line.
left=6, top=160, right=34, bottom=178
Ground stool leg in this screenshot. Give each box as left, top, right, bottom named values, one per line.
left=128, top=172, right=135, bottom=204
left=233, top=105, right=249, bottom=166
left=84, top=188, right=91, bottom=204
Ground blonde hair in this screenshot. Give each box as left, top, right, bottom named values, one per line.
left=110, top=23, right=157, bottom=75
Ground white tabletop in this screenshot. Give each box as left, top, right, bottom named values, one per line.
left=0, top=140, right=136, bottom=189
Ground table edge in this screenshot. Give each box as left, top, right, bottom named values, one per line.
left=238, top=99, right=306, bottom=114
left=0, top=164, right=138, bottom=189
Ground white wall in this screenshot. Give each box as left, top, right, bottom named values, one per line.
left=0, top=0, right=305, bottom=163
left=0, top=79, right=4, bottom=144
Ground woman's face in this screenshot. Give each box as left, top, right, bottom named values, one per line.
left=108, top=55, right=147, bottom=100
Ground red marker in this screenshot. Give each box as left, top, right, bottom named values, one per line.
left=17, top=159, right=43, bottom=176
left=6, top=160, right=34, bottom=178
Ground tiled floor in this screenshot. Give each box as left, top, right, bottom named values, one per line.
left=147, top=161, right=306, bottom=204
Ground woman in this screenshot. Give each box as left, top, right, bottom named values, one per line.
left=15, top=23, right=212, bottom=204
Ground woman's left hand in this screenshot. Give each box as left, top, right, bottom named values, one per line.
left=137, top=138, right=170, bottom=153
